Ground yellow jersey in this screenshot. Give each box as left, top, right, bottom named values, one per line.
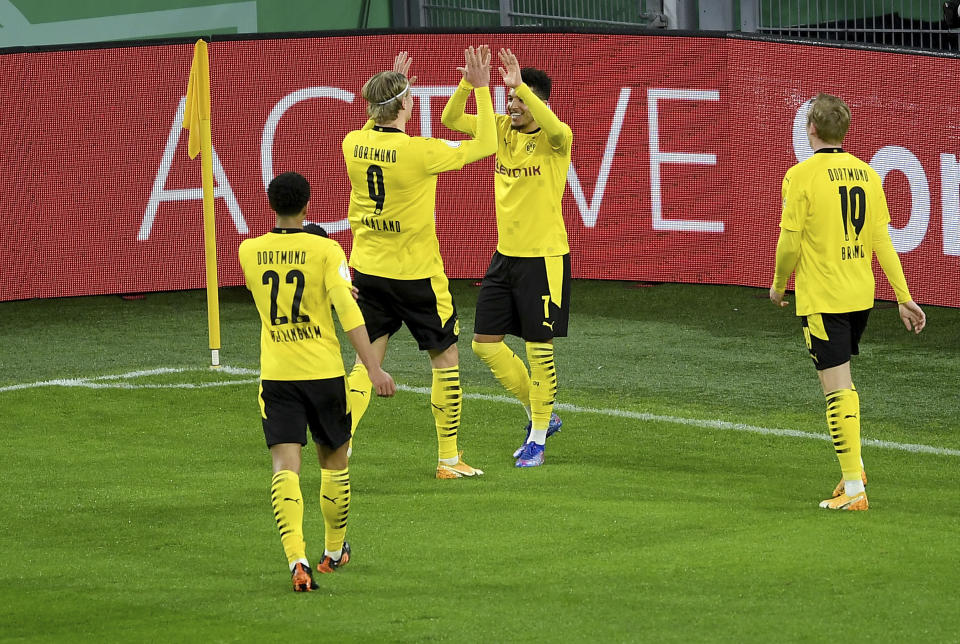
left=442, top=80, right=572, bottom=257
left=238, top=228, right=363, bottom=380
left=341, top=86, right=496, bottom=279
left=779, top=148, right=907, bottom=315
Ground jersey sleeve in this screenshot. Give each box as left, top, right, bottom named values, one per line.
left=237, top=239, right=254, bottom=291
left=515, top=83, right=572, bottom=152
left=325, top=243, right=365, bottom=331
left=771, top=228, right=801, bottom=292
left=440, top=79, right=478, bottom=136
left=422, top=86, right=496, bottom=174
left=871, top=184, right=912, bottom=303
left=779, top=170, right=805, bottom=232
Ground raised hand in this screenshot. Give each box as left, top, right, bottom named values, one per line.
left=392, top=50, right=417, bottom=86
left=498, top=47, right=522, bottom=88
left=457, top=45, right=491, bottom=88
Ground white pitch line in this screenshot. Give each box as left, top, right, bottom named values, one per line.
left=396, top=385, right=960, bottom=458
left=2, top=368, right=957, bottom=458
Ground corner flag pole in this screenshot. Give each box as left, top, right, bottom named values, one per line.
left=183, top=39, right=221, bottom=368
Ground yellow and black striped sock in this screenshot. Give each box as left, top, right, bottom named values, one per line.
left=431, top=366, right=462, bottom=461
left=472, top=340, right=531, bottom=407
left=525, top=341, right=557, bottom=432
left=346, top=363, right=372, bottom=437
left=320, top=468, right=350, bottom=555
left=270, top=470, right=306, bottom=567
left=825, top=388, right=862, bottom=483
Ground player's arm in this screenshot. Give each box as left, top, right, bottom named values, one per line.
left=440, top=78, right=478, bottom=136
left=330, top=287, right=395, bottom=396
left=770, top=228, right=800, bottom=307
left=872, top=190, right=926, bottom=333
left=498, top=48, right=571, bottom=150
left=326, top=249, right=396, bottom=396
left=440, top=45, right=491, bottom=135
left=424, top=46, right=497, bottom=173
left=769, top=173, right=803, bottom=308
left=344, top=325, right=396, bottom=396
left=514, top=83, right=570, bottom=150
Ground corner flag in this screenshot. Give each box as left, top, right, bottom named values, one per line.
left=183, top=39, right=221, bottom=368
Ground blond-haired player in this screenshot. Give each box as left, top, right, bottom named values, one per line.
left=770, top=93, right=926, bottom=511
left=341, top=48, right=496, bottom=478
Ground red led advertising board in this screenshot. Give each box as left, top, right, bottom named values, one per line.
left=1, top=33, right=958, bottom=305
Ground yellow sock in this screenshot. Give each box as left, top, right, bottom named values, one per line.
left=525, top=341, right=557, bottom=432
left=825, top=388, right=862, bottom=482
left=270, top=470, right=306, bottom=566
left=346, top=363, right=372, bottom=436
left=431, top=366, right=461, bottom=460
left=472, top=340, right=531, bottom=407
left=320, top=468, right=350, bottom=555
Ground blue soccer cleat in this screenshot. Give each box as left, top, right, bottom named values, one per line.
left=513, top=413, right=562, bottom=458
left=514, top=441, right=545, bottom=468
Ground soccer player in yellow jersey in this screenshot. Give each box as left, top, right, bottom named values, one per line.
left=769, top=93, right=926, bottom=511
left=238, top=171, right=395, bottom=591
left=341, top=48, right=496, bottom=478
left=442, top=48, right=572, bottom=468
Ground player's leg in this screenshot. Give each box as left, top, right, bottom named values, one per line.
left=402, top=274, right=481, bottom=478
left=514, top=255, right=570, bottom=467
left=260, top=381, right=316, bottom=591
left=316, top=441, right=352, bottom=572
left=803, top=313, right=869, bottom=511
left=346, top=334, right=389, bottom=456
left=348, top=271, right=400, bottom=457
left=473, top=253, right=533, bottom=417
left=308, top=378, right=354, bottom=573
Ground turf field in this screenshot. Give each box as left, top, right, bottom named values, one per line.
left=2, top=281, right=958, bottom=643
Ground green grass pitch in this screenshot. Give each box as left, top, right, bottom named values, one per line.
left=1, top=281, right=958, bottom=642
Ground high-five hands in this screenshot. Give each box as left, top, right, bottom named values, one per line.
left=457, top=45, right=491, bottom=87
left=498, top=48, right=522, bottom=88
left=393, top=50, right=417, bottom=86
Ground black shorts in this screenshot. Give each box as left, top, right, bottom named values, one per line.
left=801, top=310, right=871, bottom=371
left=353, top=270, right=459, bottom=352
left=474, top=252, right=571, bottom=342
left=259, top=378, right=352, bottom=449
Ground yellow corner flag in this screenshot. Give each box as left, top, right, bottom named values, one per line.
left=183, top=39, right=221, bottom=368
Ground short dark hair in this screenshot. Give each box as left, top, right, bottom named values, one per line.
left=268, top=171, right=310, bottom=216
left=521, top=68, right=551, bottom=101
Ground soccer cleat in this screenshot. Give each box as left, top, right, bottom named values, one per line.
left=819, top=491, right=869, bottom=511
left=514, top=441, right=545, bottom=468
left=832, top=469, right=868, bottom=498
left=513, top=413, right=563, bottom=458
left=436, top=451, right=484, bottom=479
left=291, top=562, right=319, bottom=592
left=316, top=542, right=351, bottom=573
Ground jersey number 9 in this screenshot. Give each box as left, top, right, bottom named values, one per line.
left=366, top=164, right=386, bottom=215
